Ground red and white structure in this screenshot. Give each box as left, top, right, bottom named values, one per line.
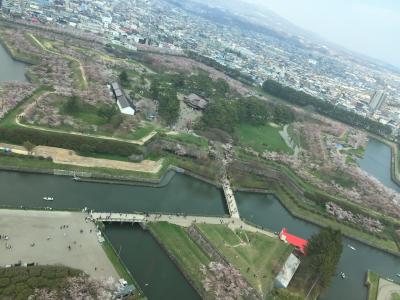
left=279, top=228, right=308, bottom=255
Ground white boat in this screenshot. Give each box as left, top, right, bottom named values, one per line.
left=73, top=173, right=80, bottom=181
left=43, top=197, right=54, bottom=201
left=387, top=278, right=394, bottom=282
left=340, top=272, right=346, bottom=279
left=347, top=244, right=356, bottom=251
left=396, top=273, right=400, bottom=277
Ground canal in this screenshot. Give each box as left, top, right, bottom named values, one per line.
left=0, top=43, right=28, bottom=83
left=0, top=169, right=398, bottom=300
left=358, top=137, right=400, bottom=192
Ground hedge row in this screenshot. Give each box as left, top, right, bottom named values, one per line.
left=0, top=127, right=143, bottom=156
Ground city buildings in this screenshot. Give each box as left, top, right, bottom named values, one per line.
left=369, top=91, right=387, bottom=114
left=1, top=0, right=400, bottom=133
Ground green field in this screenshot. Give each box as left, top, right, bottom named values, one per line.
left=148, top=222, right=211, bottom=296
left=236, top=123, right=292, bottom=154
left=164, top=132, right=209, bottom=149
left=392, top=293, right=400, bottom=300
left=366, top=271, right=380, bottom=300
left=197, top=224, right=292, bottom=297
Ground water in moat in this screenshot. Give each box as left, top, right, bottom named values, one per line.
left=358, top=137, right=400, bottom=192
left=0, top=43, right=28, bottom=83
left=0, top=170, right=398, bottom=300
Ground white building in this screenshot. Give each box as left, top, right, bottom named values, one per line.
left=275, top=253, right=301, bottom=289
left=116, top=96, right=135, bottom=115
left=111, top=82, right=135, bottom=116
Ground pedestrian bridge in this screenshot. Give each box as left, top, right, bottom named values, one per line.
left=90, top=212, right=275, bottom=238
left=90, top=212, right=232, bottom=227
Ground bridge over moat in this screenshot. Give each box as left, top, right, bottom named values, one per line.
left=90, top=212, right=274, bottom=237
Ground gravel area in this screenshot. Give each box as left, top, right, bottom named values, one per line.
left=0, top=209, right=119, bottom=281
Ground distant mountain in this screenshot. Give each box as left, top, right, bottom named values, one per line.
left=163, top=0, right=309, bottom=47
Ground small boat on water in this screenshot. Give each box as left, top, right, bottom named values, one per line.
left=340, top=272, right=346, bottom=279
left=387, top=278, right=394, bottom=282
left=396, top=273, right=400, bottom=278
left=72, top=173, right=80, bottom=181
left=347, top=244, right=356, bottom=251
left=43, top=197, right=54, bottom=201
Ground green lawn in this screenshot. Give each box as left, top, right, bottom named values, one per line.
left=366, top=271, right=380, bottom=300
left=197, top=224, right=292, bottom=297
left=148, top=222, right=212, bottom=296
left=392, top=293, right=400, bottom=300
left=236, top=123, right=293, bottom=154
left=69, top=60, right=86, bottom=91
left=0, top=86, right=54, bottom=128
left=164, top=133, right=209, bottom=149
left=313, top=168, right=357, bottom=189
left=115, top=124, right=155, bottom=141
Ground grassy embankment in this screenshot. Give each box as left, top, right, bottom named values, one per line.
left=149, top=222, right=292, bottom=298
left=0, top=266, right=81, bottom=299
left=197, top=224, right=292, bottom=297
left=148, top=222, right=212, bottom=297
left=365, top=271, right=380, bottom=300
left=235, top=123, right=293, bottom=154
left=231, top=152, right=400, bottom=253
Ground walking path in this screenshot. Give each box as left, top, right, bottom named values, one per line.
left=222, top=175, right=240, bottom=219
left=28, top=33, right=88, bottom=89
left=90, top=212, right=275, bottom=238
left=16, top=103, right=158, bottom=146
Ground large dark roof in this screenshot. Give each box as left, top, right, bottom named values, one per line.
left=117, top=95, right=131, bottom=109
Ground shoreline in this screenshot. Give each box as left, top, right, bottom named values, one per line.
left=367, top=133, right=400, bottom=188
left=0, top=161, right=399, bottom=258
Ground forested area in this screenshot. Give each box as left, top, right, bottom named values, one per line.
left=262, top=80, right=392, bottom=137
left=201, top=96, right=294, bottom=133
left=291, top=227, right=343, bottom=297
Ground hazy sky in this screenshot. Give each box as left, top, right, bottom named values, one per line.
left=248, top=0, right=400, bottom=68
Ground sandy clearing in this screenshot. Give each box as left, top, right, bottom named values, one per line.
left=0, top=209, right=118, bottom=280
left=34, top=146, right=163, bottom=173
left=377, top=278, right=400, bottom=300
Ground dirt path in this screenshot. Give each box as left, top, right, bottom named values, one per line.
left=28, top=33, right=88, bottom=89
left=34, top=146, right=163, bottom=173
left=16, top=92, right=157, bottom=146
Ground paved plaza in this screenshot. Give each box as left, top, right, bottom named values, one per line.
left=378, top=278, right=400, bottom=300
left=0, top=209, right=118, bottom=280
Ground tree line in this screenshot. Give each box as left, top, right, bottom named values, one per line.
left=291, top=227, right=343, bottom=298
left=201, top=96, right=295, bottom=133
left=262, top=80, right=392, bottom=137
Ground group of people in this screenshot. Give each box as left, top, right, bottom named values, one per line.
left=1, top=234, right=12, bottom=250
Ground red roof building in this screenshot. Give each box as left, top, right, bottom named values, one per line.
left=279, top=228, right=308, bottom=255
